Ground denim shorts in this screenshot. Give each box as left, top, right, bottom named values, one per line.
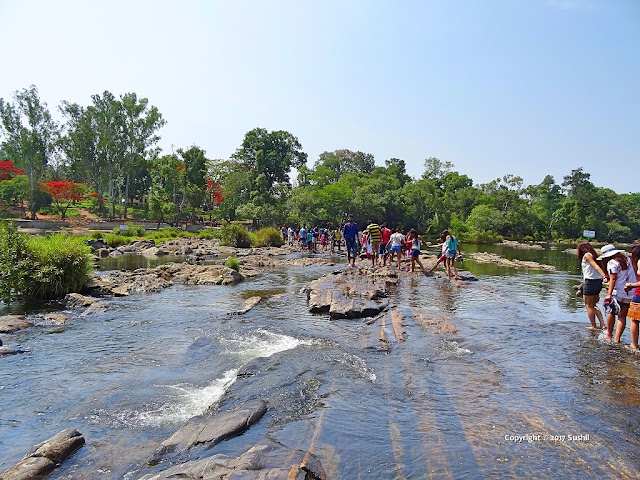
left=345, top=238, right=357, bottom=256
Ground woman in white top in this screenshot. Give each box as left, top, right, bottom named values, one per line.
left=576, top=242, right=607, bottom=329
left=598, top=244, right=638, bottom=342
left=387, top=227, right=405, bottom=270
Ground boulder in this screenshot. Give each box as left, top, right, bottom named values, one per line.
left=0, top=315, right=33, bottom=334
left=108, top=250, right=123, bottom=258
left=96, top=248, right=111, bottom=258
left=153, top=399, right=267, bottom=461
left=63, top=293, right=98, bottom=309
left=0, top=428, right=84, bottom=480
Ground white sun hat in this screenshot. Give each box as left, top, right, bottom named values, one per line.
left=597, top=244, right=622, bottom=260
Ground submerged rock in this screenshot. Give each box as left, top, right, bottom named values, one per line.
left=0, top=315, right=33, bottom=334
left=152, top=399, right=268, bottom=461
left=0, top=428, right=85, bottom=480
left=231, top=296, right=262, bottom=315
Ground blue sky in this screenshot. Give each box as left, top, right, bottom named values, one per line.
left=1, top=0, right=638, bottom=192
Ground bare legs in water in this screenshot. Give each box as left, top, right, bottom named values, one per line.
left=583, top=294, right=605, bottom=330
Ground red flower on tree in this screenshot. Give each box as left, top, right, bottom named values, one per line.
left=205, top=179, right=224, bottom=203
left=0, top=161, right=24, bottom=182
left=176, top=165, right=185, bottom=171
left=38, top=181, right=89, bottom=220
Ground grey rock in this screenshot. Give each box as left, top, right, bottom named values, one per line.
left=0, top=315, right=33, bottom=334
left=97, top=248, right=111, bottom=258
left=153, top=399, right=267, bottom=460
left=137, top=455, right=237, bottom=480
left=108, top=250, right=123, bottom=258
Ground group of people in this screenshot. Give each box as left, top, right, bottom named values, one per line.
left=282, top=215, right=463, bottom=279
left=578, top=241, right=640, bottom=350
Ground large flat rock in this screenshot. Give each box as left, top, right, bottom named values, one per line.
left=152, top=399, right=267, bottom=461
left=0, top=315, right=33, bottom=334
left=308, top=267, right=395, bottom=319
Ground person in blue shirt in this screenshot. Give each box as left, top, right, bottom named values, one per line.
left=342, top=213, right=360, bottom=267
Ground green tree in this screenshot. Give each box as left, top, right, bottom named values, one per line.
left=0, top=85, right=59, bottom=218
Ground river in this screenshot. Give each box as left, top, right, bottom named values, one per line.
left=1, top=243, right=639, bottom=479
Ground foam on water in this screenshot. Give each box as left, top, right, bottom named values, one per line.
left=223, top=329, right=313, bottom=363
left=335, top=352, right=377, bottom=382
left=441, top=339, right=472, bottom=355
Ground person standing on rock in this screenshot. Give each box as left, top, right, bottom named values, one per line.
left=443, top=230, right=461, bottom=280
left=577, top=241, right=607, bottom=330
left=366, top=220, right=381, bottom=267
left=598, top=244, right=636, bottom=342
left=380, top=222, right=392, bottom=266
left=407, top=229, right=426, bottom=273
left=298, top=225, right=307, bottom=250
left=343, top=214, right=360, bottom=267
left=388, top=227, right=405, bottom=270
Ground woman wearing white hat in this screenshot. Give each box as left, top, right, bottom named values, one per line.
left=598, top=244, right=638, bottom=343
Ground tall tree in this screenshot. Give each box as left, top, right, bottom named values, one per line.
left=0, top=85, right=59, bottom=218
left=120, top=92, right=165, bottom=218
left=232, top=128, right=307, bottom=191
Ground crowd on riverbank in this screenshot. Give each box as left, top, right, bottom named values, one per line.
left=578, top=242, right=640, bottom=350
left=281, top=215, right=464, bottom=280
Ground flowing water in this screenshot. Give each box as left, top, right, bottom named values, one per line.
left=1, top=244, right=639, bottom=479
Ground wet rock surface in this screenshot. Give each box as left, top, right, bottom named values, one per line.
left=140, top=436, right=326, bottom=480
left=308, top=267, right=395, bottom=319
left=152, top=399, right=268, bottom=461
left=0, top=428, right=85, bottom=480
left=231, top=296, right=262, bottom=315
left=0, top=315, right=33, bottom=334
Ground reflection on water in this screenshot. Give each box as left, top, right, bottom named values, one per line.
left=1, top=246, right=639, bottom=479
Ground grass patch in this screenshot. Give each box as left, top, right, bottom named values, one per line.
left=225, top=256, right=240, bottom=271
left=0, top=222, right=93, bottom=302
left=253, top=227, right=284, bottom=247
left=220, top=223, right=253, bottom=248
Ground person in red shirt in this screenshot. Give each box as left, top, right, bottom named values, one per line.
left=379, top=222, right=392, bottom=266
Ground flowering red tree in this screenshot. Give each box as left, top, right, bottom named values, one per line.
left=206, top=180, right=224, bottom=203
left=38, top=181, right=88, bottom=220
left=0, top=161, right=24, bottom=182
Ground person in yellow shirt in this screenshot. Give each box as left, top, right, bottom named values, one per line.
left=366, top=219, right=381, bottom=267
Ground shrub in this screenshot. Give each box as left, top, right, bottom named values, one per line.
left=104, top=233, right=127, bottom=247
left=523, top=235, right=534, bottom=242
left=26, top=234, right=93, bottom=299
left=90, top=231, right=104, bottom=240
left=254, top=227, right=284, bottom=247
left=197, top=229, right=218, bottom=240
left=220, top=223, right=253, bottom=248
left=225, top=256, right=240, bottom=271
left=0, top=222, right=93, bottom=302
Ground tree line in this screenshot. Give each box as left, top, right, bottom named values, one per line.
left=1, top=85, right=638, bottom=242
